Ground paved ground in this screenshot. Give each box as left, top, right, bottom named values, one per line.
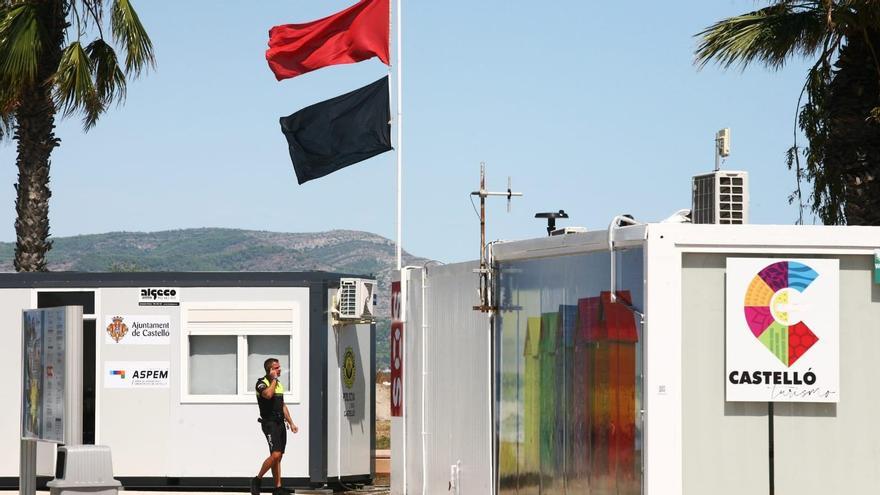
left=4, top=489, right=390, bottom=495
left=6, top=477, right=391, bottom=495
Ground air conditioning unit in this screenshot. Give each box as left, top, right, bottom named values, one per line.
left=335, top=278, right=377, bottom=322
left=691, top=170, right=749, bottom=225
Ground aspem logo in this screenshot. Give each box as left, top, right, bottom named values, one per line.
left=106, top=316, right=129, bottom=343
left=343, top=347, right=356, bottom=389
left=138, top=287, right=180, bottom=306
left=104, top=362, right=169, bottom=388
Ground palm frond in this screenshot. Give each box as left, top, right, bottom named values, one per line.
left=86, top=38, right=126, bottom=106
left=695, top=3, right=830, bottom=70
left=0, top=3, right=44, bottom=91
left=110, top=0, right=154, bottom=76
left=53, top=41, right=103, bottom=129
left=832, top=1, right=880, bottom=30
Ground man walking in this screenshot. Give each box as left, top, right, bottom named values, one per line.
left=252, top=358, right=298, bottom=495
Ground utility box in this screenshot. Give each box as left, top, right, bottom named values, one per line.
left=2, top=272, right=376, bottom=490
left=393, top=223, right=880, bottom=495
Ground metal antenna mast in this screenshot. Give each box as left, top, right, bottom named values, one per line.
left=470, top=162, right=522, bottom=312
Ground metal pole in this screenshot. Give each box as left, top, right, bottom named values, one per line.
left=768, top=402, right=775, bottom=495
left=480, top=164, right=487, bottom=309
left=395, top=0, right=403, bottom=271
left=470, top=163, right=522, bottom=312
left=19, top=439, right=36, bottom=495
left=480, top=163, right=486, bottom=270
left=65, top=306, right=83, bottom=446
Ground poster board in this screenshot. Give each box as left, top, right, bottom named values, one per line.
left=21, top=307, right=68, bottom=443
left=726, top=258, right=839, bottom=403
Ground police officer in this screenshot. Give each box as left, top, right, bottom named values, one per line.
left=251, top=358, right=298, bottom=495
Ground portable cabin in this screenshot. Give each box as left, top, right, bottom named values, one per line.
left=392, top=222, right=880, bottom=495
left=1, top=272, right=376, bottom=490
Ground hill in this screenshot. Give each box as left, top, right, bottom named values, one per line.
left=0, top=228, right=434, bottom=368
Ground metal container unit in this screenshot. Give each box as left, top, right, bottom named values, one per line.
left=0, top=272, right=375, bottom=489
left=391, top=262, right=494, bottom=495
left=393, top=223, right=880, bottom=495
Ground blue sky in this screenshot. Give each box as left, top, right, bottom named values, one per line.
left=0, top=1, right=814, bottom=263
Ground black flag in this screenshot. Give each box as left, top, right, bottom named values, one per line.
left=280, top=76, right=392, bottom=184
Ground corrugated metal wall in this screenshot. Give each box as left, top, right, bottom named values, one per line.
left=393, top=262, right=493, bottom=494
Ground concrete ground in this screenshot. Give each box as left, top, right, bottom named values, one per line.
left=4, top=488, right=390, bottom=495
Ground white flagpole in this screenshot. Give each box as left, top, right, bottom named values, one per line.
left=395, top=0, right=403, bottom=271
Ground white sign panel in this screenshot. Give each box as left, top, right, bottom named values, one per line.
left=138, top=287, right=180, bottom=306
left=726, top=258, right=839, bottom=402
left=104, top=361, right=170, bottom=388
left=21, top=308, right=67, bottom=443
left=104, top=315, right=171, bottom=345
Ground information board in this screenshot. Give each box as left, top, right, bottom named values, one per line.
left=21, top=307, right=67, bottom=443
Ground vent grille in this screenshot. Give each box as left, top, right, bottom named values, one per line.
left=339, top=280, right=359, bottom=318
left=692, top=171, right=749, bottom=225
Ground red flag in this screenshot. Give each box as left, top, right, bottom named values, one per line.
left=266, top=0, right=390, bottom=81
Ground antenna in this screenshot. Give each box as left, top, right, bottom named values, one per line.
left=535, top=210, right=569, bottom=236
left=470, top=162, right=523, bottom=312
left=715, top=128, right=730, bottom=171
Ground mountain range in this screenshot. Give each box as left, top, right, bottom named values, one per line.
left=0, top=228, right=434, bottom=368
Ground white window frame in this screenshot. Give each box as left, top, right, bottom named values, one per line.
left=179, top=301, right=301, bottom=404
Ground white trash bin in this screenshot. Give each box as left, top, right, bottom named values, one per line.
left=48, top=445, right=122, bottom=495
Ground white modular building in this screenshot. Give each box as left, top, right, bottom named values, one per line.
left=2, top=272, right=376, bottom=490
left=392, top=222, right=880, bottom=495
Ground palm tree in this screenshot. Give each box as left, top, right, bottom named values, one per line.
left=0, top=0, right=154, bottom=271
left=695, top=1, right=880, bottom=225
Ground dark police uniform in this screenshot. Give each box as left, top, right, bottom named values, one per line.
left=256, top=376, right=286, bottom=453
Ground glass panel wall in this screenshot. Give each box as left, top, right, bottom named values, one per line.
left=496, top=248, right=644, bottom=495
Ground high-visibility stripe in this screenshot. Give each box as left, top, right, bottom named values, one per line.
left=257, top=377, right=285, bottom=395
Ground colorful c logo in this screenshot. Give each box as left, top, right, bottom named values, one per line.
left=743, top=261, right=819, bottom=367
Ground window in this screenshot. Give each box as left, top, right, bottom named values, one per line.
left=180, top=302, right=300, bottom=403
left=247, top=336, right=291, bottom=391
left=189, top=335, right=237, bottom=394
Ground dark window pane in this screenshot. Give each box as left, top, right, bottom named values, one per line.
left=83, top=320, right=95, bottom=444
left=37, top=291, right=95, bottom=314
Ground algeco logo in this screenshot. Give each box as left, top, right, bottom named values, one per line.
left=138, top=287, right=180, bottom=306
left=343, top=347, right=356, bottom=389
left=141, top=288, right=176, bottom=300
left=106, top=316, right=129, bottom=343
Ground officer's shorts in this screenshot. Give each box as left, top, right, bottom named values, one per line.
left=261, top=421, right=287, bottom=454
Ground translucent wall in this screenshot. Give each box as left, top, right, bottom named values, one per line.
left=495, top=248, right=644, bottom=495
